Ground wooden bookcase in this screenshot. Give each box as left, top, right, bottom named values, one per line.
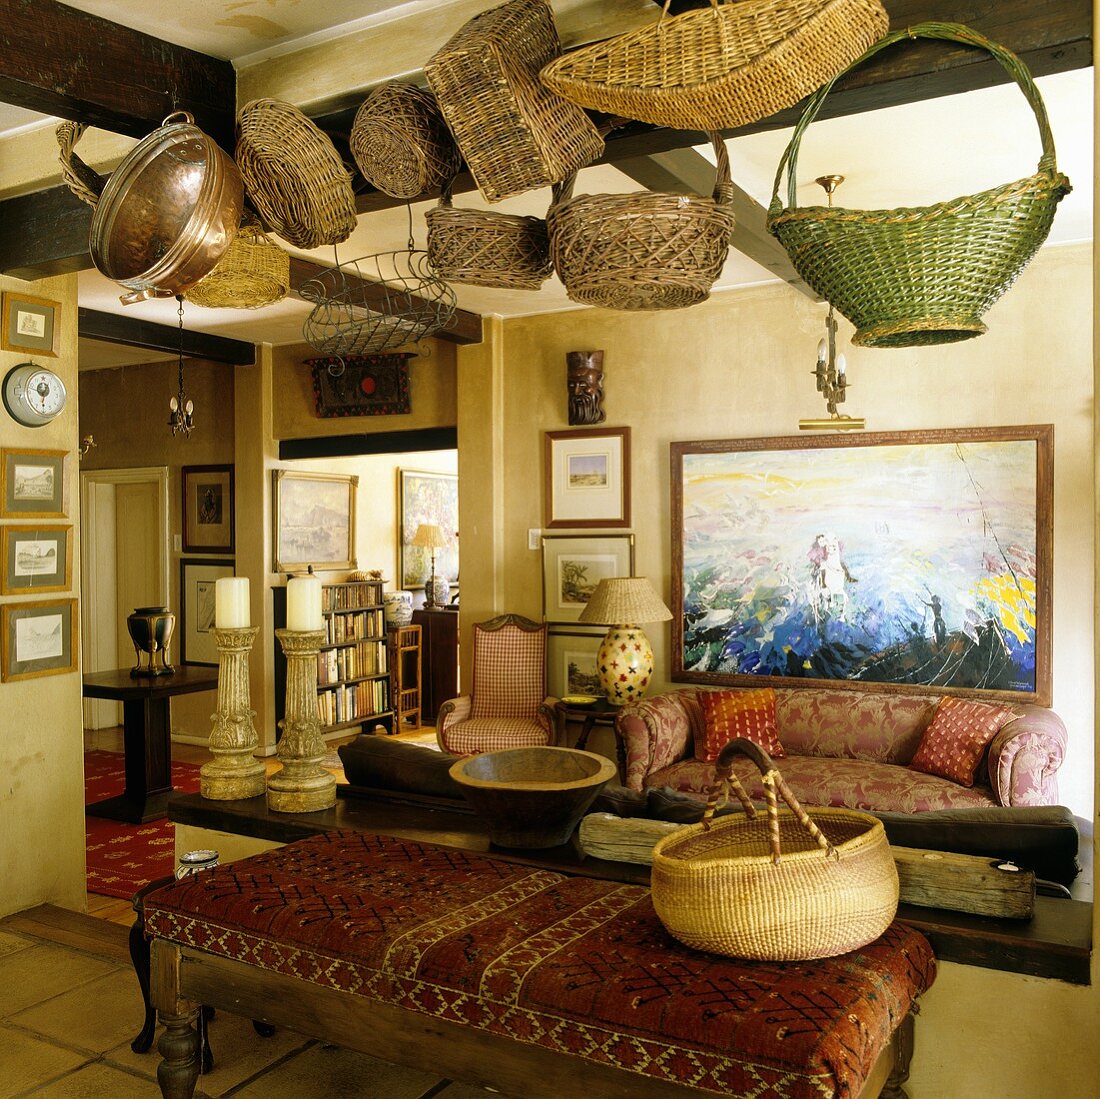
left=273, top=580, right=394, bottom=740
left=389, top=623, right=422, bottom=730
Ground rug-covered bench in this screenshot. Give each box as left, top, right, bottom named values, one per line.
left=145, top=830, right=935, bottom=1098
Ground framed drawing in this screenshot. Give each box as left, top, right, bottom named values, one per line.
left=273, top=469, right=357, bottom=573
left=671, top=426, right=1053, bottom=705
left=182, top=465, right=234, bottom=554
left=1, top=525, right=72, bottom=594
left=180, top=557, right=235, bottom=665
left=547, top=629, right=605, bottom=698
left=1, top=598, right=77, bottom=681
left=0, top=448, right=65, bottom=518
left=1, top=292, right=59, bottom=356
left=544, top=427, right=630, bottom=528
left=541, top=533, right=634, bottom=624
left=399, top=469, right=458, bottom=591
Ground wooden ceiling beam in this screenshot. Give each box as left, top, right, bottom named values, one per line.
left=78, top=308, right=257, bottom=365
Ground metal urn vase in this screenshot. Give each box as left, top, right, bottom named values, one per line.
left=127, top=605, right=176, bottom=677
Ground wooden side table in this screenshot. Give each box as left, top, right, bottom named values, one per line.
left=554, top=698, right=626, bottom=778
left=388, top=624, right=422, bottom=730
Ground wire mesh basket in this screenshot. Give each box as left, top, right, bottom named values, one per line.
left=300, top=250, right=457, bottom=358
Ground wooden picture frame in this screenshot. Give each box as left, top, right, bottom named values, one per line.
left=179, top=557, right=235, bottom=665
left=182, top=464, right=234, bottom=554
left=273, top=469, right=357, bottom=573
left=541, top=533, right=634, bottom=625
left=0, top=448, right=66, bottom=518
left=1, top=524, right=72, bottom=594
left=1, top=291, right=59, bottom=356
left=399, top=469, right=458, bottom=591
left=544, top=427, right=630, bottom=529
left=546, top=629, right=605, bottom=699
left=1, top=598, right=78, bottom=681
left=671, top=425, right=1054, bottom=706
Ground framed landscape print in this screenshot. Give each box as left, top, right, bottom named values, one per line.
left=1, top=525, right=72, bottom=594
left=180, top=557, right=235, bottom=665
left=547, top=630, right=604, bottom=699
left=399, top=469, right=458, bottom=591
left=182, top=465, right=234, bottom=554
left=1, top=292, right=59, bottom=356
left=671, top=426, right=1053, bottom=705
left=544, top=427, right=630, bottom=528
left=0, top=448, right=65, bottom=518
left=273, top=469, right=357, bottom=573
left=1, top=598, right=77, bottom=681
left=541, top=533, right=634, bottom=624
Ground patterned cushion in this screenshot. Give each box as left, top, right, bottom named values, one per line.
left=696, top=687, right=784, bottom=762
left=444, top=716, right=551, bottom=756
left=909, top=697, right=1017, bottom=786
left=471, top=623, right=546, bottom=719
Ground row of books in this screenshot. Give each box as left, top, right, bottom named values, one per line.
left=326, top=609, right=385, bottom=644
left=322, top=581, right=384, bottom=614
left=318, top=679, right=389, bottom=727
left=316, top=641, right=388, bottom=685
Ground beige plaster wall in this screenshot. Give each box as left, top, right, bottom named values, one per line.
left=0, top=272, right=85, bottom=917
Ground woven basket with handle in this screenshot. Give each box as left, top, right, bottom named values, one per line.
left=540, top=0, right=887, bottom=132
left=651, top=738, right=898, bottom=961
left=767, top=22, right=1072, bottom=349
left=185, top=218, right=290, bottom=310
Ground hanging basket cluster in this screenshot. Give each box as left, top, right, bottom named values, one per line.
left=185, top=219, right=290, bottom=310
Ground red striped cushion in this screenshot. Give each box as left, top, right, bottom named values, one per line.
left=697, top=688, right=784, bottom=763
left=909, top=697, right=1015, bottom=786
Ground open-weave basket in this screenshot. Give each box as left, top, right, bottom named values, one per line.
left=651, top=739, right=898, bottom=961
left=425, top=0, right=604, bottom=203
left=541, top=0, right=887, bottom=132
left=184, top=218, right=290, bottom=309
left=767, top=23, right=1072, bottom=348
left=236, top=98, right=358, bottom=249
left=350, top=83, right=461, bottom=200
left=548, top=132, right=735, bottom=311
left=56, top=120, right=105, bottom=208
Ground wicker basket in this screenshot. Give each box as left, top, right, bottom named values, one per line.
left=767, top=23, right=1072, bottom=348
left=651, top=739, right=898, bottom=961
left=185, top=219, right=290, bottom=309
left=541, top=0, right=887, bottom=132
left=548, top=132, right=735, bottom=311
left=350, top=83, right=461, bottom=200
left=236, top=98, right=358, bottom=249
left=425, top=0, right=604, bottom=203
left=56, top=121, right=105, bottom=208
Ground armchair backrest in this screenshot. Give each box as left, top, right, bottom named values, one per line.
left=470, top=614, right=547, bottom=720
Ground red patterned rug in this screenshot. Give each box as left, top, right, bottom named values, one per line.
left=84, top=750, right=201, bottom=900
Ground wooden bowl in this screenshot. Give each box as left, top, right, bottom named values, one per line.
left=449, top=747, right=617, bottom=849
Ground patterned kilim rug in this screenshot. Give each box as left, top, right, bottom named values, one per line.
left=84, top=750, right=201, bottom=900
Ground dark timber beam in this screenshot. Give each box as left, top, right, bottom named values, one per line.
left=78, top=308, right=256, bottom=366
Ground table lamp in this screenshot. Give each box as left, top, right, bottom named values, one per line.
left=412, top=522, right=449, bottom=608
left=578, top=577, right=672, bottom=706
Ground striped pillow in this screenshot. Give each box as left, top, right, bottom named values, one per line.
left=697, top=687, right=784, bottom=763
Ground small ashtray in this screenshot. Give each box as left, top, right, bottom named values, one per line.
left=561, top=694, right=599, bottom=708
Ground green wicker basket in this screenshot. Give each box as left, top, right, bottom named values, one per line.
left=767, top=23, right=1072, bottom=348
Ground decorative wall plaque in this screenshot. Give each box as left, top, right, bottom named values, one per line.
left=308, top=353, right=413, bottom=417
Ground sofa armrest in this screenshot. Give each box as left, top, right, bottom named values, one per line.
left=987, top=708, right=1068, bottom=806
left=538, top=697, right=559, bottom=743
left=614, top=692, right=696, bottom=792
left=436, top=695, right=472, bottom=752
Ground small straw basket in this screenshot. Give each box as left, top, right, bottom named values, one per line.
left=766, top=22, right=1072, bottom=349
left=651, top=738, right=898, bottom=961
left=185, top=218, right=289, bottom=310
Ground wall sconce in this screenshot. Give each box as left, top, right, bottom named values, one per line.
left=78, top=435, right=96, bottom=460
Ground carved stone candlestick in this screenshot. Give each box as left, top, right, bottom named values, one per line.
left=200, top=626, right=265, bottom=800
left=267, top=628, right=335, bottom=813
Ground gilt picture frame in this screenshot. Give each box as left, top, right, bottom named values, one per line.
left=1, top=524, right=72, bottom=594
left=399, top=469, right=458, bottom=592
left=1, top=292, right=59, bottom=357
left=544, top=427, right=630, bottom=528
left=179, top=557, right=235, bottom=665
left=0, top=448, right=66, bottom=518
left=272, top=469, right=357, bottom=573
left=546, top=629, right=604, bottom=699
left=182, top=464, right=235, bottom=554
left=1, top=598, right=78, bottom=681
left=541, top=533, right=634, bottom=624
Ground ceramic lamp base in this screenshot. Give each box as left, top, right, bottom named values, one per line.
left=597, top=624, right=653, bottom=706
left=425, top=575, right=450, bottom=609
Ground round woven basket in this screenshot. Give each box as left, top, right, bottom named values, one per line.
left=185, top=219, right=290, bottom=309
left=350, top=83, right=461, bottom=200
left=236, top=98, right=358, bottom=249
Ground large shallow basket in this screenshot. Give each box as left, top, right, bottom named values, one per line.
left=236, top=98, right=358, bottom=249
left=767, top=22, right=1072, bottom=348
left=425, top=0, right=604, bottom=203
left=651, top=739, right=898, bottom=961
left=541, top=0, right=887, bottom=132
left=185, top=218, right=290, bottom=309
left=548, top=132, right=734, bottom=311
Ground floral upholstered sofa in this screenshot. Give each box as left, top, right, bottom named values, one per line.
left=614, top=686, right=1067, bottom=812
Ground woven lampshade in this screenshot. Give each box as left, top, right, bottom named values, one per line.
left=579, top=577, right=671, bottom=626
left=412, top=523, right=448, bottom=550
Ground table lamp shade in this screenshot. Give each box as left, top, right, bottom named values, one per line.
left=412, top=523, right=447, bottom=549
left=578, top=577, right=672, bottom=627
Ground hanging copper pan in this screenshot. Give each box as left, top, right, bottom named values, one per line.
left=88, top=112, right=243, bottom=305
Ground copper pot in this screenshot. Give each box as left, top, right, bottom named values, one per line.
left=90, top=112, right=244, bottom=305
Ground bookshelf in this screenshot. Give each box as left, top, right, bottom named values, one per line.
left=273, top=579, right=394, bottom=740
left=389, top=623, right=422, bottom=730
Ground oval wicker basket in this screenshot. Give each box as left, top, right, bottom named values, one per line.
left=350, top=82, right=461, bottom=200
left=767, top=23, right=1072, bottom=348
left=651, top=739, right=898, bottom=961
left=540, top=0, right=887, bottom=132
left=236, top=98, right=358, bottom=249
left=548, top=132, right=734, bottom=311
left=185, top=219, right=290, bottom=309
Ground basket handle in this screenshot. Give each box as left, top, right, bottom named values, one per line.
left=56, top=121, right=106, bottom=209
left=769, top=21, right=1061, bottom=217
left=702, top=738, right=836, bottom=865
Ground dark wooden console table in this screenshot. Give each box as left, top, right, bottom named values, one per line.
left=412, top=608, right=458, bottom=722
left=83, top=667, right=219, bottom=824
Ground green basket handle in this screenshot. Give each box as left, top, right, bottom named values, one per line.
left=769, top=21, right=1061, bottom=217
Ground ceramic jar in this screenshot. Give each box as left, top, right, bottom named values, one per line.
left=175, top=849, right=220, bottom=878
left=383, top=590, right=414, bottom=628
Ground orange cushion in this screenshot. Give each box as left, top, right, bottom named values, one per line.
left=909, top=697, right=1016, bottom=786
left=697, top=688, right=784, bottom=763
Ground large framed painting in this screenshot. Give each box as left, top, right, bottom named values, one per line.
left=272, top=469, right=358, bottom=573
left=0, top=448, right=65, bottom=518
left=541, top=533, right=634, bottom=624
left=544, top=427, right=630, bottom=528
left=671, top=426, right=1053, bottom=705
left=179, top=557, right=235, bottom=665
left=547, top=629, right=604, bottom=699
left=399, top=469, right=458, bottom=591
left=1, top=598, right=78, bottom=681
left=182, top=464, right=234, bottom=554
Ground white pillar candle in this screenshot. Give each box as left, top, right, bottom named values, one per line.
left=286, top=575, right=323, bottom=631
left=214, top=577, right=250, bottom=628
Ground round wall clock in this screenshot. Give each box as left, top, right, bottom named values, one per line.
left=2, top=362, right=67, bottom=427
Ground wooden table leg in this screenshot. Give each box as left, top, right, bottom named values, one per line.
left=157, top=1008, right=201, bottom=1099
left=880, top=1010, right=916, bottom=1099
left=87, top=696, right=174, bottom=823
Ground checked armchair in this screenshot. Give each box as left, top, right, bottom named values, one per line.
left=436, top=614, right=557, bottom=756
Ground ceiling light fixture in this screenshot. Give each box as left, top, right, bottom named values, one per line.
left=168, top=294, right=195, bottom=437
